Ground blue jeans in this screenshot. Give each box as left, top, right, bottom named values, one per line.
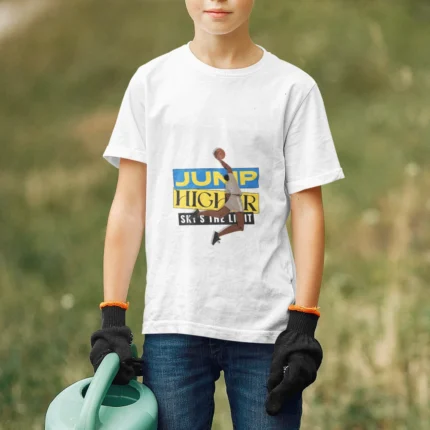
left=141, top=333, right=302, bottom=430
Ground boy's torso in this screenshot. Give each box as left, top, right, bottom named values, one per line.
left=136, top=43, right=314, bottom=343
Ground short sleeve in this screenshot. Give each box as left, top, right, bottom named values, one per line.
left=102, top=68, right=147, bottom=168
left=284, top=83, right=345, bottom=195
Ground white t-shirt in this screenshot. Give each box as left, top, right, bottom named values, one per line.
left=225, top=172, right=242, bottom=195
left=103, top=41, right=345, bottom=343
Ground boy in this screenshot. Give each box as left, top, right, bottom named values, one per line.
left=90, top=1, right=345, bottom=429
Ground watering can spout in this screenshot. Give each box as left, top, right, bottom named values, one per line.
left=45, top=346, right=158, bottom=430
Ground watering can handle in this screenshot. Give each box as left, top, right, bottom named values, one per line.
left=76, top=344, right=140, bottom=429
left=76, top=352, right=120, bottom=430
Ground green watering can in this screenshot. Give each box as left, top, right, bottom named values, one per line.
left=45, top=344, right=158, bottom=430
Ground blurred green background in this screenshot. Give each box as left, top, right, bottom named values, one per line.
left=1, top=0, right=429, bottom=429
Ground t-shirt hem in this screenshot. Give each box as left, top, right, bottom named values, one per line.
left=142, top=320, right=282, bottom=344
left=103, top=145, right=147, bottom=168
left=287, top=167, right=345, bottom=195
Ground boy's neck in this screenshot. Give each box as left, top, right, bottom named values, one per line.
left=188, top=36, right=263, bottom=69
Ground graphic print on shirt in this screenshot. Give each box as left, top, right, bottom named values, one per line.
left=173, top=147, right=260, bottom=245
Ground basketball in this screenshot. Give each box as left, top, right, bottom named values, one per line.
left=214, top=147, right=226, bottom=159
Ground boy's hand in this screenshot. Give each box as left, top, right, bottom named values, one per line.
left=89, top=305, right=144, bottom=385
left=265, top=310, right=323, bottom=416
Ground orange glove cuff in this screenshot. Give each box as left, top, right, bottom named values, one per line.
left=288, top=304, right=321, bottom=317
left=99, top=301, right=129, bottom=310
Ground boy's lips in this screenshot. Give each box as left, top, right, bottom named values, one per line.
left=204, top=10, right=232, bottom=17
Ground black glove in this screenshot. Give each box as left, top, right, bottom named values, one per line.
left=90, top=305, right=144, bottom=385
left=265, top=309, right=323, bottom=416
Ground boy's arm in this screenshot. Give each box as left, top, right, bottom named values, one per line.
left=103, top=158, right=147, bottom=302
left=290, top=186, right=325, bottom=307
left=265, top=185, right=325, bottom=415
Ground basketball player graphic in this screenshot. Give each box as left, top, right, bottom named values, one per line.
left=191, top=148, right=245, bottom=245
